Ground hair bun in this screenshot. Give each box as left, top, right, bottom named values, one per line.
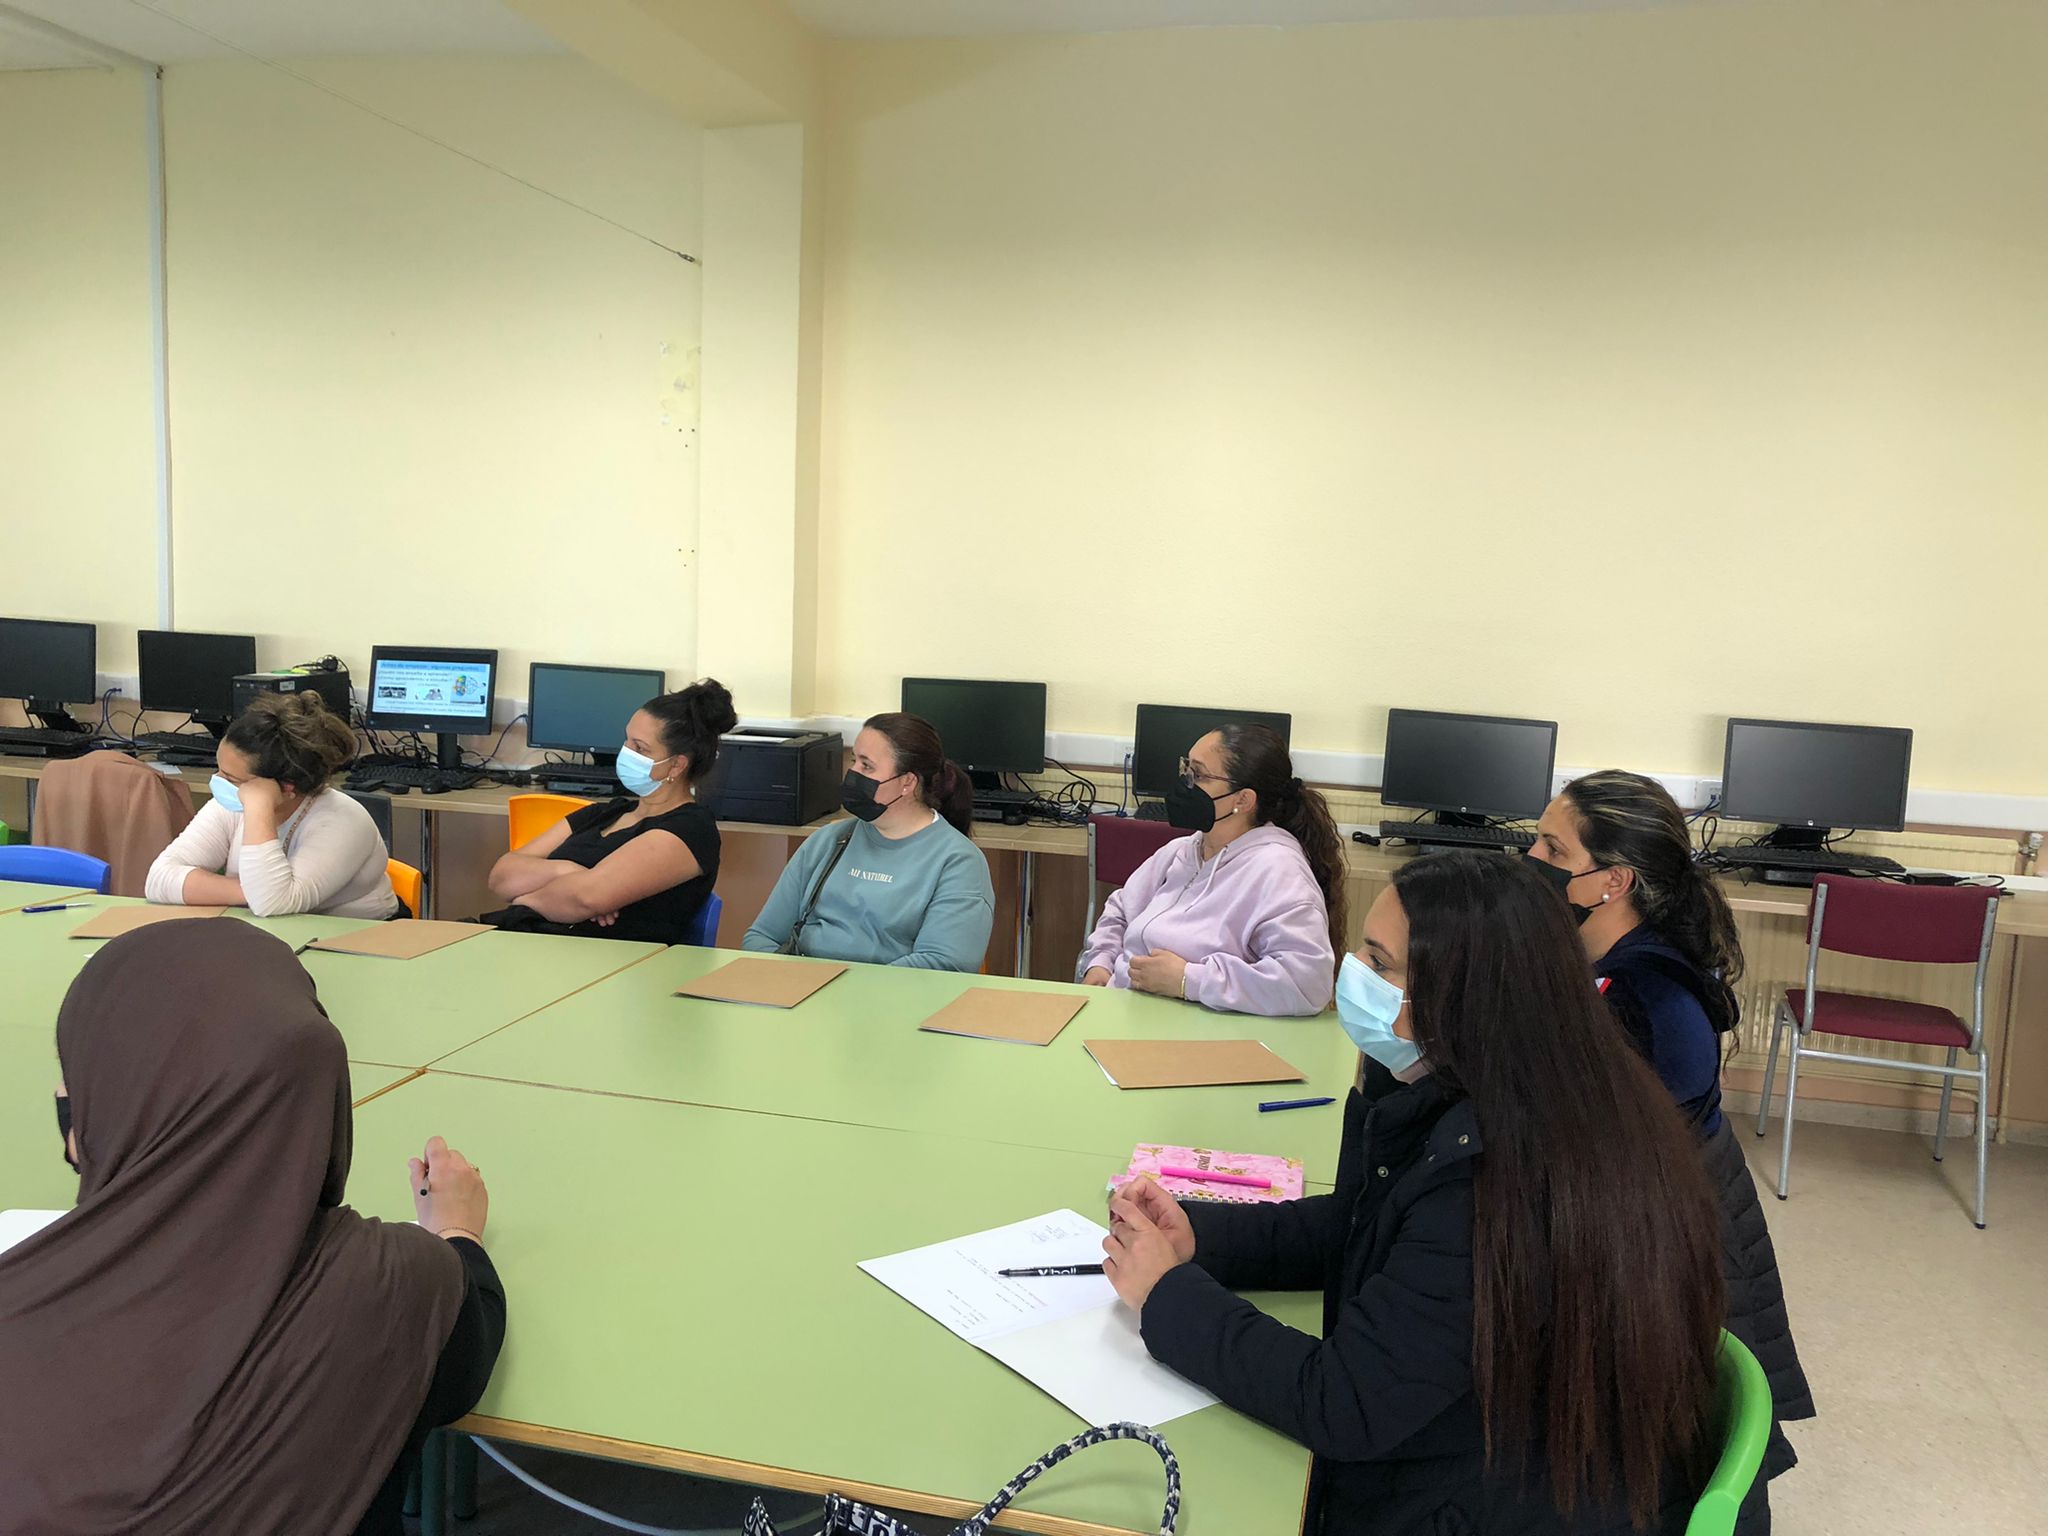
left=686, top=677, right=738, bottom=738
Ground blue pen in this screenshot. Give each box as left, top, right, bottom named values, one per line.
left=20, top=904, right=89, bottom=914
left=1259, top=1095, right=1336, bottom=1113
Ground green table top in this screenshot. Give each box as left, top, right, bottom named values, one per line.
left=431, top=950, right=1360, bottom=1176
left=0, top=1023, right=81, bottom=1215
left=0, top=1016, right=417, bottom=1214
left=350, top=1073, right=1319, bottom=1536
left=0, top=899, right=664, bottom=1069
left=0, top=881, right=92, bottom=913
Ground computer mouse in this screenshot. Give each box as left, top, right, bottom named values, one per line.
left=1001, top=807, right=1028, bottom=826
left=422, top=782, right=451, bottom=796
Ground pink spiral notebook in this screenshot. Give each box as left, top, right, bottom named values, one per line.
left=1110, top=1143, right=1305, bottom=1205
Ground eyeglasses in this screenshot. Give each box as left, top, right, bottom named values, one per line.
left=1178, top=756, right=1234, bottom=789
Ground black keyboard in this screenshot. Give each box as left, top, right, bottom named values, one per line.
left=133, top=731, right=217, bottom=754
left=1709, top=847, right=1905, bottom=876
left=1378, top=819, right=1535, bottom=851
left=0, top=726, right=94, bottom=757
left=348, top=765, right=487, bottom=793
left=1134, top=801, right=1171, bottom=822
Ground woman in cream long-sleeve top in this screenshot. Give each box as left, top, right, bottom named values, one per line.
left=146, top=692, right=396, bottom=919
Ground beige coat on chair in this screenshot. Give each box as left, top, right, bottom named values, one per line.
left=34, top=752, right=196, bottom=897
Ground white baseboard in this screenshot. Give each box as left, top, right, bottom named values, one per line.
left=1723, top=1088, right=1990, bottom=1140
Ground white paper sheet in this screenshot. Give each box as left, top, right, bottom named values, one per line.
left=859, top=1209, right=1217, bottom=1426
left=0, top=1209, right=65, bottom=1258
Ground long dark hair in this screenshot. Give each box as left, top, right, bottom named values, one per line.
left=1389, top=852, right=1723, bottom=1526
left=1214, top=723, right=1347, bottom=965
left=1563, top=770, right=1745, bottom=1033
left=864, top=712, right=974, bottom=835
left=641, top=678, right=738, bottom=784
left=221, top=692, right=356, bottom=794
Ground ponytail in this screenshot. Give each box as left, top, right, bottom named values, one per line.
left=1215, top=724, right=1349, bottom=968
left=1562, top=770, right=1745, bottom=1032
left=863, top=712, right=975, bottom=836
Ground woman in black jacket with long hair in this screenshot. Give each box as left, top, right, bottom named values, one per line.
left=1528, top=770, right=1815, bottom=1529
left=1105, top=852, right=1728, bottom=1535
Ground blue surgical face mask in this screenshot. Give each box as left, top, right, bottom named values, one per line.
left=208, top=773, right=243, bottom=814
left=615, top=744, right=674, bottom=798
left=1335, top=953, right=1424, bottom=1075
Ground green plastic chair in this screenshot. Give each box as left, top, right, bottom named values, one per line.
left=1687, top=1331, right=1773, bottom=1536
left=0, top=818, right=21, bottom=845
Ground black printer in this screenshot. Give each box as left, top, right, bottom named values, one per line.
left=696, top=729, right=842, bottom=825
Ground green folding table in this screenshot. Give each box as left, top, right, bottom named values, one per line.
left=428, top=949, right=1360, bottom=1175
left=0, top=898, right=664, bottom=1071
left=350, top=1072, right=1323, bottom=1536
left=0, top=880, right=92, bottom=913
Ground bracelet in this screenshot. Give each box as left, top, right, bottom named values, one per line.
left=436, top=1227, right=484, bottom=1245
left=1178, top=967, right=1188, bottom=1001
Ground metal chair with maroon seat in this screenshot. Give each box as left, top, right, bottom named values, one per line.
left=1083, top=814, right=1184, bottom=938
left=1756, top=873, right=2001, bottom=1227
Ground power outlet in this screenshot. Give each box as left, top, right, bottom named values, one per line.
left=1697, top=779, right=1723, bottom=810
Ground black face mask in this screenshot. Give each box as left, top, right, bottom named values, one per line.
left=54, top=1092, right=78, bottom=1173
left=1525, top=851, right=1607, bottom=928
left=1164, top=777, right=1235, bottom=833
left=839, top=770, right=894, bottom=824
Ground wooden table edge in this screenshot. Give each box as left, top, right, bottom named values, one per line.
left=451, top=1414, right=1163, bottom=1536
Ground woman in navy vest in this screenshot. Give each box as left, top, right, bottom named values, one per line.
left=1529, top=770, right=1816, bottom=1532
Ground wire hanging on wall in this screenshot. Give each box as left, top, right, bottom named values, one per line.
left=117, top=0, right=701, bottom=266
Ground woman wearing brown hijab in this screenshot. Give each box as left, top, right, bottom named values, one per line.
left=0, top=919, right=506, bottom=1536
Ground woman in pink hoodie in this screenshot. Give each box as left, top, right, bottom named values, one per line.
left=1079, top=724, right=1346, bottom=1016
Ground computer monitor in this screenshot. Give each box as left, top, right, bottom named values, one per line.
left=0, top=617, right=96, bottom=730
left=527, top=663, right=666, bottom=765
left=1720, top=717, right=1913, bottom=841
left=1379, top=707, right=1558, bottom=823
left=1132, top=703, right=1293, bottom=799
left=363, top=645, right=498, bottom=769
left=900, top=677, right=1047, bottom=789
left=138, top=629, right=258, bottom=736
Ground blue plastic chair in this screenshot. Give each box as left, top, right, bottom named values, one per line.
left=683, top=890, right=723, bottom=948
left=0, top=845, right=111, bottom=894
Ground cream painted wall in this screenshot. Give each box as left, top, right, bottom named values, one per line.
left=0, top=68, right=158, bottom=674
left=164, top=54, right=703, bottom=707
left=817, top=0, right=2048, bottom=794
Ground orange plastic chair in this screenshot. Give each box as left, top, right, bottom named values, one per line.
left=507, top=793, right=590, bottom=853
left=387, top=858, right=424, bottom=919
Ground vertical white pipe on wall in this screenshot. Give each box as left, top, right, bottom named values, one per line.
left=146, top=64, right=173, bottom=628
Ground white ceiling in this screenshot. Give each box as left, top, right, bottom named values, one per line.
left=787, top=0, right=1700, bottom=39
left=0, top=0, right=560, bottom=71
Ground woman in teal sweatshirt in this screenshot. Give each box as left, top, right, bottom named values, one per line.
left=741, top=713, right=995, bottom=971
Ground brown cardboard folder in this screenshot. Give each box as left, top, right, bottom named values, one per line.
left=305, top=921, right=488, bottom=960
left=1083, top=1038, right=1306, bottom=1090
left=69, top=906, right=228, bottom=939
left=919, top=988, right=1088, bottom=1047
left=675, top=956, right=847, bottom=1008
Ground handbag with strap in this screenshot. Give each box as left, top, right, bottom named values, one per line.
left=777, top=821, right=858, bottom=956
left=741, top=1422, right=1180, bottom=1536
